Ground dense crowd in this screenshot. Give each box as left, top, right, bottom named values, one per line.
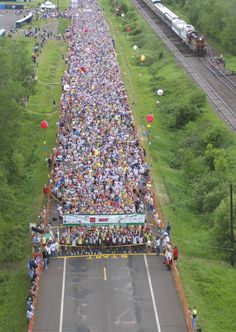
left=50, top=0, right=153, bottom=216
left=57, top=225, right=153, bottom=254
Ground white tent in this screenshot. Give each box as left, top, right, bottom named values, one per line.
left=40, top=1, right=57, bottom=9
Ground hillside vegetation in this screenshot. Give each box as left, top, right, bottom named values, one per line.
left=99, top=0, right=236, bottom=330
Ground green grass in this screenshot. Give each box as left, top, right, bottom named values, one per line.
left=180, top=257, right=236, bottom=331
left=99, top=0, right=236, bottom=330
left=30, top=17, right=57, bottom=29
left=0, top=20, right=67, bottom=332
left=27, top=39, right=66, bottom=114
left=0, top=267, right=29, bottom=332
left=225, top=54, right=236, bottom=72
left=57, top=17, right=70, bottom=35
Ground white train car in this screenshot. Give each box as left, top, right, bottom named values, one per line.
left=171, top=18, right=186, bottom=38
left=155, top=3, right=179, bottom=28
left=180, top=24, right=195, bottom=43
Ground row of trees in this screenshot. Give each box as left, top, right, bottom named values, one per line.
left=159, top=83, right=236, bottom=249
left=0, top=39, right=35, bottom=264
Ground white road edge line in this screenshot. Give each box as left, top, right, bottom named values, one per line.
left=59, top=257, right=67, bottom=332
left=144, top=255, right=162, bottom=332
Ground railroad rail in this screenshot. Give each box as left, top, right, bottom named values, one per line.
left=132, top=0, right=236, bottom=131
left=203, top=57, right=236, bottom=96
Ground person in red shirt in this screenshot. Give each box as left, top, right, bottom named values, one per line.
left=173, top=246, right=179, bottom=264
left=43, top=184, right=49, bottom=195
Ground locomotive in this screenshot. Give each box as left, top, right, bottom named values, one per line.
left=142, top=0, right=206, bottom=56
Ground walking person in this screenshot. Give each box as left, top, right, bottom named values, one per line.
left=53, top=99, right=57, bottom=110
left=26, top=308, right=34, bottom=327
left=166, top=222, right=171, bottom=237
left=191, top=306, right=197, bottom=331
left=156, top=236, right=161, bottom=256
left=173, top=246, right=179, bottom=265
left=42, top=247, right=48, bottom=269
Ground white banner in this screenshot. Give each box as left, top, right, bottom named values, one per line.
left=63, top=214, right=145, bottom=226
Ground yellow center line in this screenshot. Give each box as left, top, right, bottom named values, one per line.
left=104, top=267, right=107, bottom=281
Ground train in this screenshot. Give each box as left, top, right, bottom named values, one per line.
left=142, top=0, right=206, bottom=56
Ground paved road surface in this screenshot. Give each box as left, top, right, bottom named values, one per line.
left=34, top=255, right=187, bottom=332
left=0, top=11, right=24, bottom=31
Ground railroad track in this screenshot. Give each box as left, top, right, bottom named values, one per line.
left=132, top=0, right=236, bottom=131
left=203, top=57, right=236, bottom=96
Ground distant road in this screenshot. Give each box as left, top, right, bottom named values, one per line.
left=34, top=255, right=187, bottom=332
left=0, top=11, right=24, bottom=31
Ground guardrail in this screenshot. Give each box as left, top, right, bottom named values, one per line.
left=172, top=263, right=193, bottom=332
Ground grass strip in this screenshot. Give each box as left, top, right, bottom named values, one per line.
left=27, top=39, right=66, bottom=114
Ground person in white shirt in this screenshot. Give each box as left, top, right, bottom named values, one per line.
left=156, top=236, right=161, bottom=256
left=27, top=308, right=34, bottom=326
left=146, top=240, right=152, bottom=253
left=51, top=241, right=57, bottom=257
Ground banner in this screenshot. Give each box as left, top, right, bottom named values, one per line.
left=63, top=213, right=145, bottom=226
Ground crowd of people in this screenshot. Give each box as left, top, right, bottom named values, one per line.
left=49, top=0, right=154, bottom=216
left=57, top=225, right=153, bottom=255
left=32, top=222, right=179, bottom=260
left=26, top=255, right=41, bottom=328
left=21, top=0, right=201, bottom=329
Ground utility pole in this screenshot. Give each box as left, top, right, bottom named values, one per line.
left=230, top=184, right=235, bottom=266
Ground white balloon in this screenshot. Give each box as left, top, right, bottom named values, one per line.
left=133, top=45, right=138, bottom=51
left=64, top=84, right=70, bottom=92
left=157, top=89, right=164, bottom=96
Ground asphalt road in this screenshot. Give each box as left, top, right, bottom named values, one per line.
left=34, top=255, right=187, bottom=332
left=0, top=11, right=24, bottom=31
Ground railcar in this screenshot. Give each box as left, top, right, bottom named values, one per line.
left=142, top=0, right=206, bottom=55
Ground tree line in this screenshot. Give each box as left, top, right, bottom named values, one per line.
left=0, top=39, right=35, bottom=264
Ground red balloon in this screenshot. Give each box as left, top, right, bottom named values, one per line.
left=146, top=114, right=154, bottom=123
left=40, top=120, right=48, bottom=129
left=80, top=66, right=86, bottom=73
left=84, top=27, right=89, bottom=33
